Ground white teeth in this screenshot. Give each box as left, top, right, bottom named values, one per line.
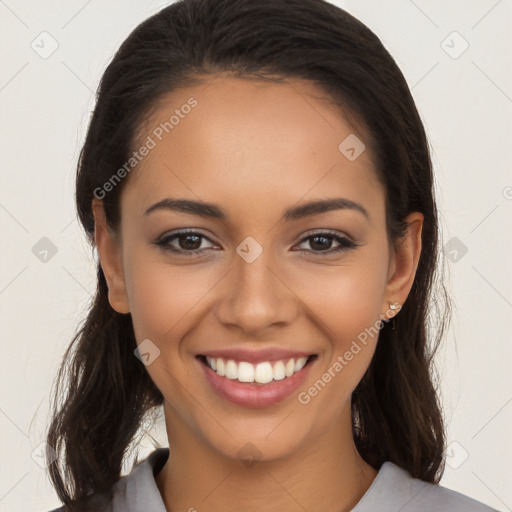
left=272, top=360, right=286, bottom=380
left=216, top=358, right=225, bottom=377
left=225, top=360, right=238, bottom=379
left=285, top=359, right=295, bottom=377
left=238, top=361, right=255, bottom=382
left=204, top=356, right=311, bottom=383
left=254, top=362, right=273, bottom=384
left=295, top=357, right=308, bottom=372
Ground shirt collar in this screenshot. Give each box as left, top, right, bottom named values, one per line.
left=111, top=447, right=169, bottom=511
left=113, top=448, right=413, bottom=512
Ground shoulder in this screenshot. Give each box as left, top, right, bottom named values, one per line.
left=353, top=461, right=500, bottom=512
left=45, top=490, right=113, bottom=512
left=44, top=448, right=170, bottom=512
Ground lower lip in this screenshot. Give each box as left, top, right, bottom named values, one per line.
left=197, top=356, right=315, bottom=408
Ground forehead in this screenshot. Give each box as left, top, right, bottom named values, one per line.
left=121, top=75, right=384, bottom=225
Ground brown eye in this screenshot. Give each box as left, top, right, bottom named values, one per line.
left=175, top=233, right=202, bottom=251
left=154, top=230, right=217, bottom=255
left=295, top=232, right=358, bottom=255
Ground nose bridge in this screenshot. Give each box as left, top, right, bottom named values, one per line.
left=216, top=235, right=297, bottom=334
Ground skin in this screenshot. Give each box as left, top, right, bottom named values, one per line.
left=93, top=74, right=423, bottom=512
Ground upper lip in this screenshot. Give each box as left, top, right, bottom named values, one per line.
left=197, top=348, right=315, bottom=364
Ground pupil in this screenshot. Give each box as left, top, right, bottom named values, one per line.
left=310, top=235, right=331, bottom=251
left=180, top=234, right=201, bottom=250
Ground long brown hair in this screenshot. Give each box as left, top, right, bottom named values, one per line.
left=46, top=0, right=451, bottom=507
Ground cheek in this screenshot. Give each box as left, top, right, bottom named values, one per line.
left=332, top=272, right=386, bottom=341
left=126, top=260, right=216, bottom=345
left=296, top=253, right=389, bottom=383
left=300, top=256, right=388, bottom=341
left=124, top=257, right=217, bottom=409
left=293, top=264, right=388, bottom=419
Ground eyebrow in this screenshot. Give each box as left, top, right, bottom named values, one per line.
left=144, top=196, right=369, bottom=221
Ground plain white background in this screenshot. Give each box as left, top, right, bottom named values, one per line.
left=0, top=0, right=511, bottom=510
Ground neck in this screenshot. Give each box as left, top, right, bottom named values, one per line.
left=155, top=403, right=378, bottom=512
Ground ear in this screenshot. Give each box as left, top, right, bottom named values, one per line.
left=92, top=199, right=131, bottom=314
left=382, top=212, right=424, bottom=317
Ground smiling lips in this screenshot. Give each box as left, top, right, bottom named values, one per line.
left=197, top=348, right=317, bottom=408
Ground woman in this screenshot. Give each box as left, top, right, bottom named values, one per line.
left=45, top=0, right=499, bottom=510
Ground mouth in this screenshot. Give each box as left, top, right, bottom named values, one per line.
left=197, top=354, right=317, bottom=383
left=196, top=353, right=318, bottom=408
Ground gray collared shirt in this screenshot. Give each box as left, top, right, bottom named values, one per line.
left=48, top=448, right=499, bottom=511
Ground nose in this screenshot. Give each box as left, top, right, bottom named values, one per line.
left=214, top=245, right=299, bottom=337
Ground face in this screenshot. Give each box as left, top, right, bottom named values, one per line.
left=93, top=74, right=423, bottom=464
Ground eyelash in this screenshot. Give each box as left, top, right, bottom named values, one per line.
left=154, top=229, right=358, bottom=257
